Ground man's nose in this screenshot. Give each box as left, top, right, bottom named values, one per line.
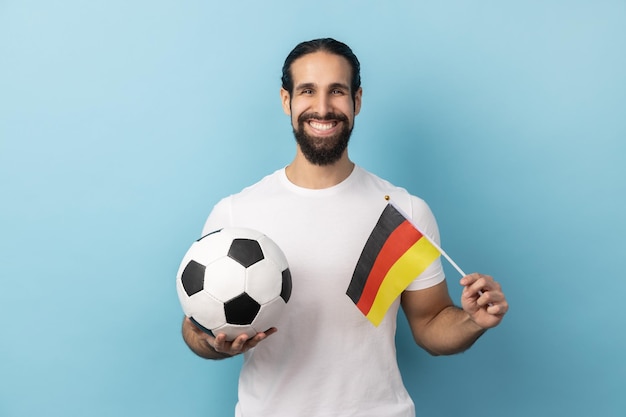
left=313, top=94, right=331, bottom=116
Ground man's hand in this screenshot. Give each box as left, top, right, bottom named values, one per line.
left=460, top=273, right=508, bottom=329
left=183, top=316, right=277, bottom=359
left=212, top=327, right=278, bottom=356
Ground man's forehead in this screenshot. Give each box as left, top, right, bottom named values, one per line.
left=290, top=52, right=352, bottom=85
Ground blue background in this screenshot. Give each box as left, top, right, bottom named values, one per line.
left=1, top=1, right=624, bottom=416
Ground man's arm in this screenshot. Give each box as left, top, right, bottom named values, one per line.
left=181, top=316, right=277, bottom=359
left=401, top=273, right=507, bottom=356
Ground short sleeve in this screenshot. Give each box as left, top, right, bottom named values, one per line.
left=404, top=195, right=446, bottom=291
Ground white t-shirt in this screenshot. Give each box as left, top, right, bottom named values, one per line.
left=202, top=165, right=445, bottom=417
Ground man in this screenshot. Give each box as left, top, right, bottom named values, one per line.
left=182, top=38, right=508, bottom=417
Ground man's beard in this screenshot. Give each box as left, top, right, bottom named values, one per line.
left=293, top=111, right=353, bottom=166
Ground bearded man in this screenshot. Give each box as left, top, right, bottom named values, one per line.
left=181, top=38, right=508, bottom=417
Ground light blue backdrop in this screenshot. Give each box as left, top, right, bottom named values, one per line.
left=1, top=1, right=624, bottom=416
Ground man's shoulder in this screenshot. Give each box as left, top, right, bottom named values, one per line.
left=354, top=165, right=430, bottom=216
left=231, top=168, right=285, bottom=199
left=201, top=168, right=285, bottom=235
left=354, top=165, right=410, bottom=196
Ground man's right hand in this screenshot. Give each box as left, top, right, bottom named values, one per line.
left=182, top=316, right=277, bottom=359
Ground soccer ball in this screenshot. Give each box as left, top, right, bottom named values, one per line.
left=176, top=227, right=292, bottom=341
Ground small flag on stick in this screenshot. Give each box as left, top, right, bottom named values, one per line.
left=346, top=198, right=465, bottom=326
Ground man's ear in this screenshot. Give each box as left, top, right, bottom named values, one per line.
left=280, top=88, right=291, bottom=116
left=353, top=87, right=363, bottom=116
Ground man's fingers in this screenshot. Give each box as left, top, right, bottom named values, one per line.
left=213, top=333, right=228, bottom=353
left=231, top=334, right=250, bottom=353
left=461, top=273, right=499, bottom=294
left=213, top=329, right=277, bottom=355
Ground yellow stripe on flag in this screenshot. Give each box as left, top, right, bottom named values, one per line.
left=366, top=237, right=441, bottom=326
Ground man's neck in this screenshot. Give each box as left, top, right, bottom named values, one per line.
left=285, top=153, right=355, bottom=189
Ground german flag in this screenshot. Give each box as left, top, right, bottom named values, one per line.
left=347, top=203, right=441, bottom=326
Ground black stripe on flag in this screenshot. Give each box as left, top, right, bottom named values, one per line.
left=346, top=204, right=406, bottom=303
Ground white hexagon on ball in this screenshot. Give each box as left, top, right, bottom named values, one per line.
left=252, top=297, right=288, bottom=334
left=202, top=257, right=247, bottom=303
left=181, top=230, right=233, bottom=269
left=257, top=235, right=289, bottom=271
left=185, top=290, right=227, bottom=330
left=245, top=260, right=283, bottom=304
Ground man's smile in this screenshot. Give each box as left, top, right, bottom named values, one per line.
left=308, top=120, right=338, bottom=132
left=299, top=112, right=350, bottom=138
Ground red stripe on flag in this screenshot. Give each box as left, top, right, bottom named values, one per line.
left=355, top=220, right=423, bottom=315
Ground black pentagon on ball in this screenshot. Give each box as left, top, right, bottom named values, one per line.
left=181, top=260, right=206, bottom=296
left=281, top=268, right=292, bottom=303
left=228, top=238, right=264, bottom=268
left=224, top=292, right=261, bottom=325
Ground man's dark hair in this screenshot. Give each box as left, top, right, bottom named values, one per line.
left=281, top=38, right=361, bottom=99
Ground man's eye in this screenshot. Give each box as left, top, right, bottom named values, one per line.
left=302, top=89, right=313, bottom=95
left=332, top=89, right=344, bottom=95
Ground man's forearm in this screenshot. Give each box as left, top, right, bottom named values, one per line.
left=420, top=306, right=486, bottom=356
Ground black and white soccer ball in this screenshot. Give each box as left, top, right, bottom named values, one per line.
left=176, top=227, right=292, bottom=341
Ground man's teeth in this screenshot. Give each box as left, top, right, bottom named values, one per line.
left=309, top=121, right=336, bottom=131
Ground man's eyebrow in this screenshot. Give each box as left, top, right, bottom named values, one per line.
left=329, top=82, right=350, bottom=91
left=294, top=82, right=316, bottom=91
left=294, top=82, right=350, bottom=91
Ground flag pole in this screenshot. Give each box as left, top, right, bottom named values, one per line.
left=385, top=196, right=467, bottom=278
left=385, top=196, right=492, bottom=303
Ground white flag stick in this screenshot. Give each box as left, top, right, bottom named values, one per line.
left=386, top=196, right=467, bottom=278
left=386, top=197, right=492, bottom=304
